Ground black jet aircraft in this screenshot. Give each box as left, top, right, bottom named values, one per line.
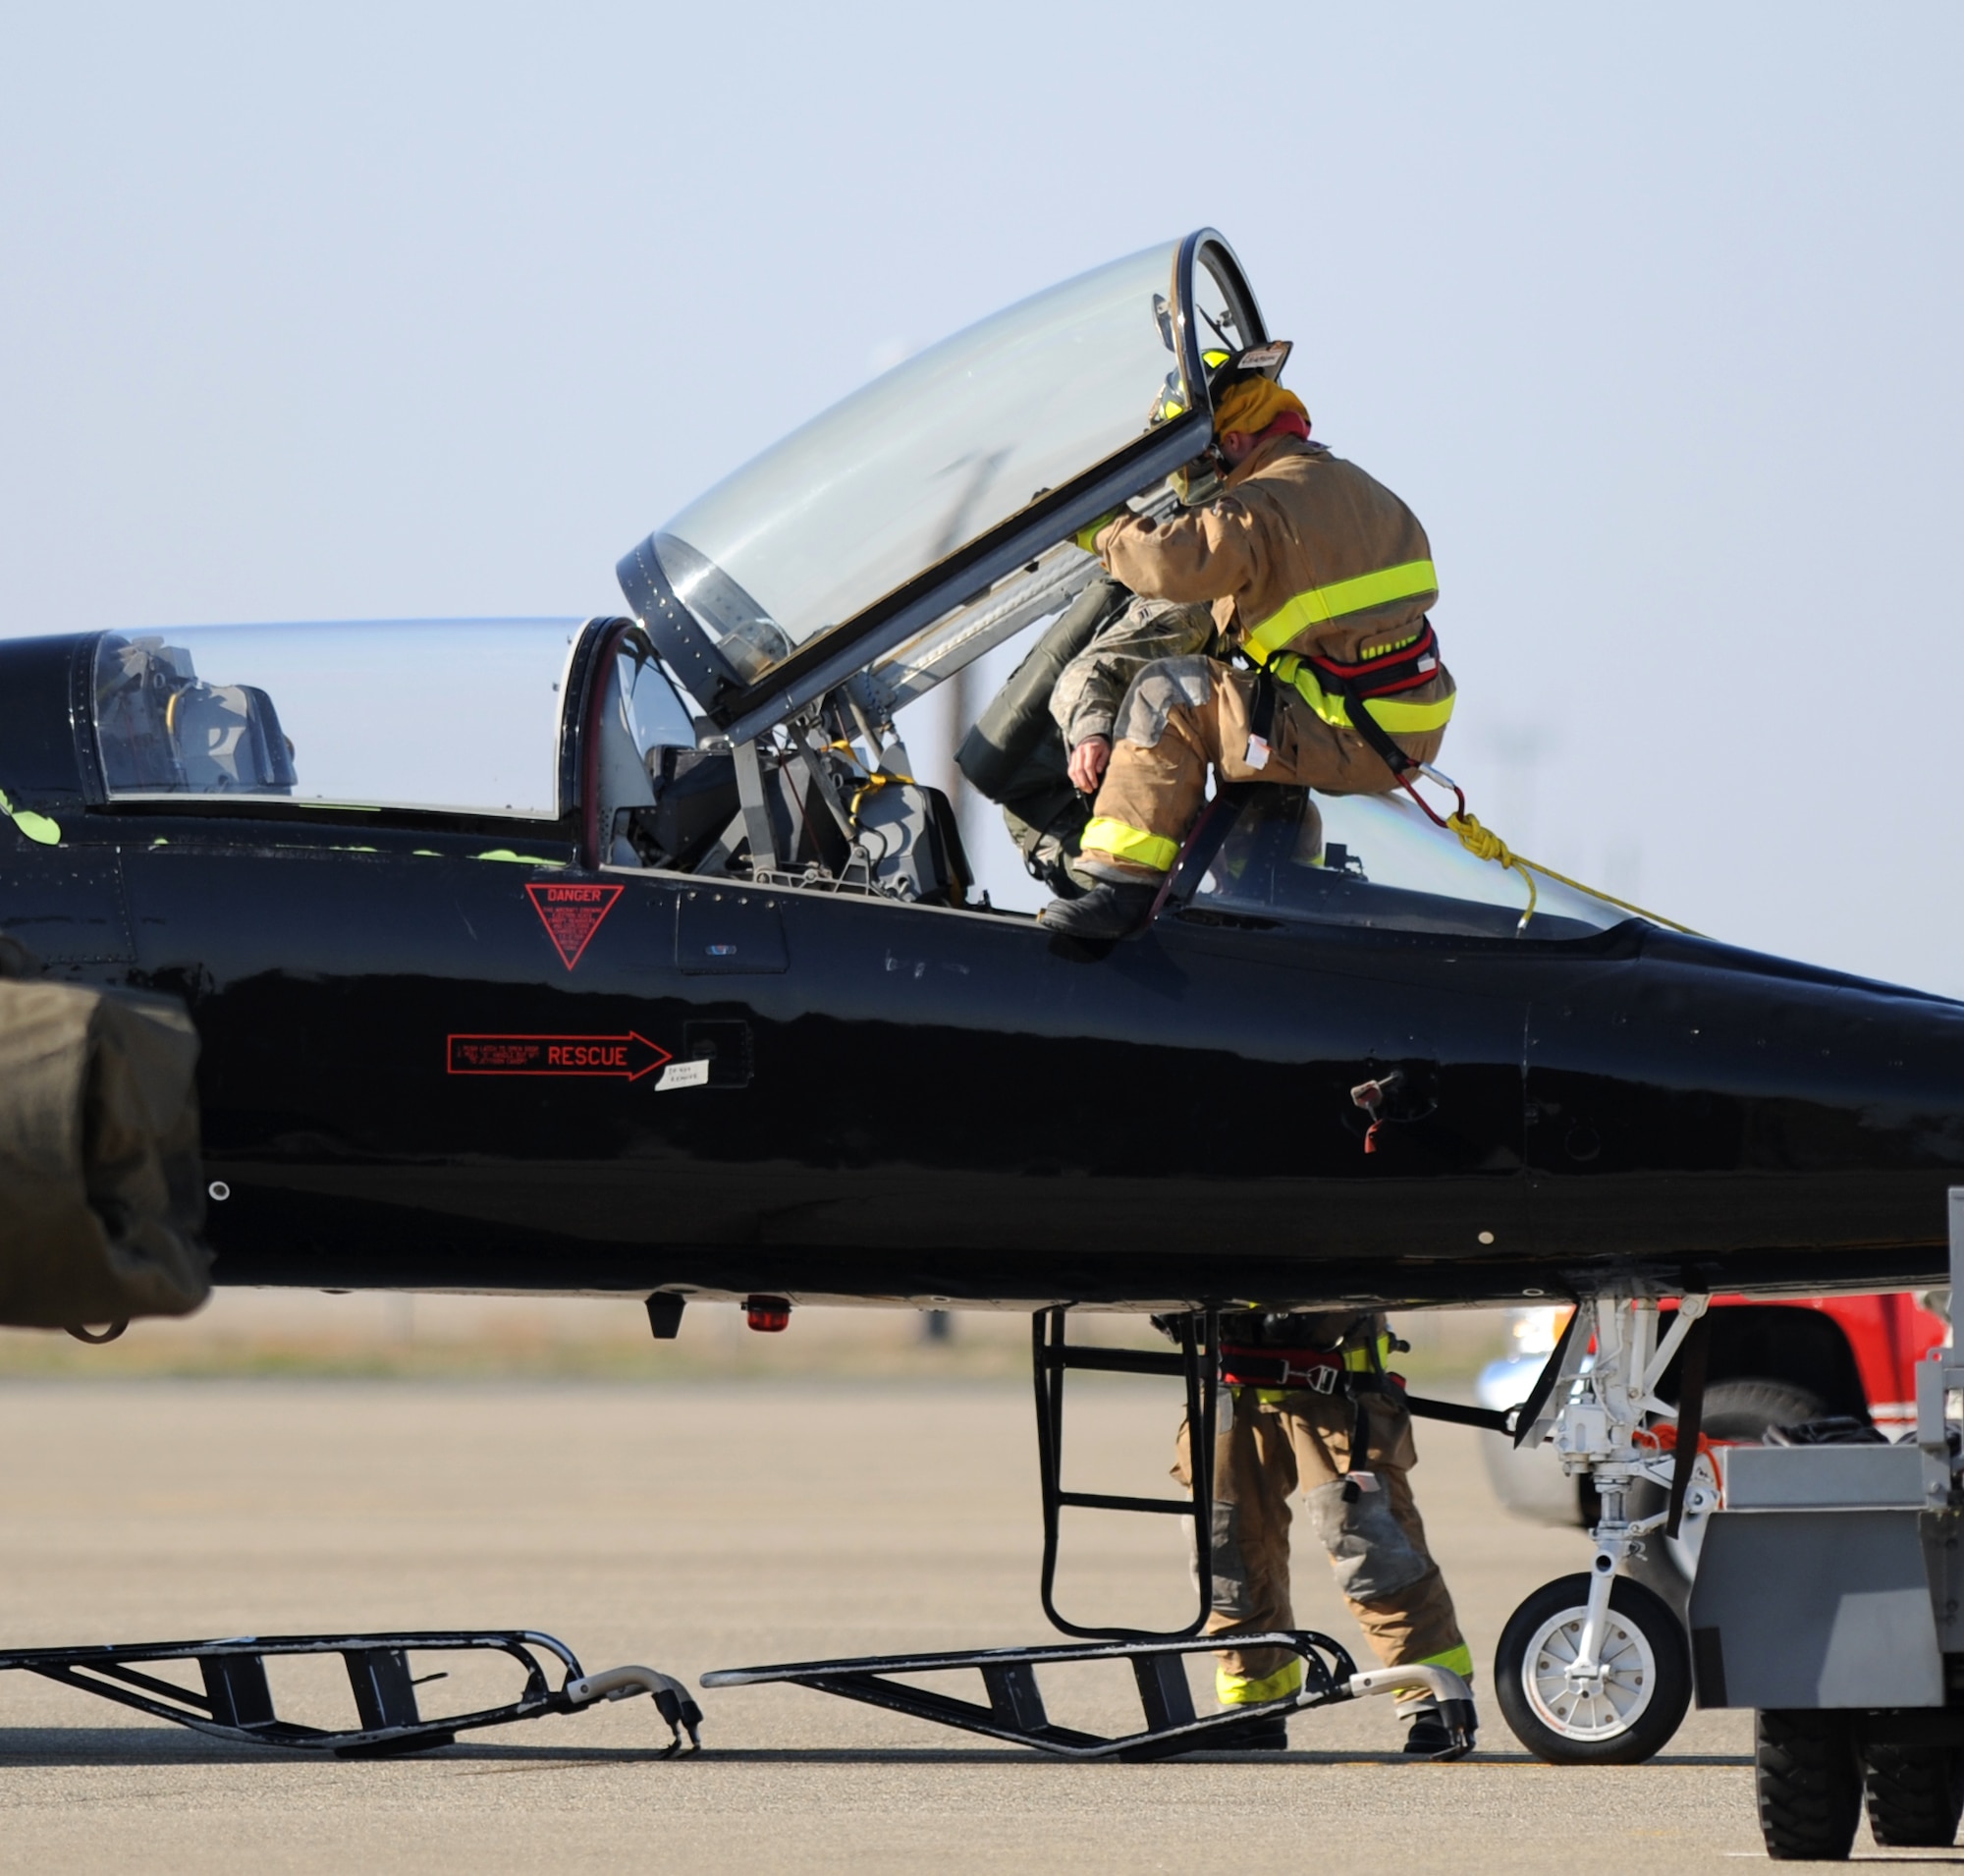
left=2, top=231, right=1960, bottom=1766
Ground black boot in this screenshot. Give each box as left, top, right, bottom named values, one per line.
left=1039, top=881, right=1159, bottom=940
left=1205, top=1713, right=1290, bottom=1752
left=1402, top=1696, right=1477, bottom=1758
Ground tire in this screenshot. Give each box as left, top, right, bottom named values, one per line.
left=1495, top=1572, right=1692, bottom=1765
left=1626, top=1378, right=1828, bottom=1617
left=1757, top=1709, right=1861, bottom=1861
left=1863, top=1736, right=1964, bottom=1848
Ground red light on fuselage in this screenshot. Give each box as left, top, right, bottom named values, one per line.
left=745, top=1296, right=791, bottom=1333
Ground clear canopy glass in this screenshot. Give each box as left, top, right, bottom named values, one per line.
left=92, top=620, right=590, bottom=818
left=652, top=242, right=1185, bottom=684
left=1197, top=788, right=1642, bottom=941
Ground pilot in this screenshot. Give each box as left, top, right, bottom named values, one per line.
left=955, top=578, right=1216, bottom=899
left=1172, top=1307, right=1475, bottom=1754
left=1041, top=357, right=1454, bottom=940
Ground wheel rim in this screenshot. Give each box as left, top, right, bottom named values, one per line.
left=1519, top=1603, right=1657, bottom=1740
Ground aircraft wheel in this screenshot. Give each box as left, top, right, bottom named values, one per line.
left=1862, top=1733, right=1964, bottom=1848
left=1495, top=1573, right=1691, bottom=1764
left=1756, top=1709, right=1861, bottom=1860
left=1625, top=1378, right=1828, bottom=1618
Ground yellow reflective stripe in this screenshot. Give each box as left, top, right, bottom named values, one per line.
left=1217, top=1658, right=1304, bottom=1706
left=1073, top=508, right=1121, bottom=554
left=1081, top=816, right=1179, bottom=873
left=1271, top=652, right=1455, bottom=738
left=1414, top=1650, right=1477, bottom=1682
left=1243, top=559, right=1439, bottom=660
left=1342, top=1333, right=1395, bottom=1372
left=1388, top=1646, right=1476, bottom=1704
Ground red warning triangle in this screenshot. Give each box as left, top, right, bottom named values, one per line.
left=525, top=882, right=624, bottom=970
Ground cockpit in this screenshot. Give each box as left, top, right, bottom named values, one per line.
left=83, top=230, right=1660, bottom=946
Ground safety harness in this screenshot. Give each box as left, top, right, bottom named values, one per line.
left=1246, top=618, right=1447, bottom=786
left=1219, top=1335, right=1514, bottom=1438
left=1219, top=1337, right=1391, bottom=1395
left=1221, top=1334, right=1396, bottom=1470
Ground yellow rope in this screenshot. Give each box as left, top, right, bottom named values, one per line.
left=840, top=752, right=918, bottom=828
left=1446, top=811, right=1699, bottom=936
left=1446, top=812, right=1537, bottom=929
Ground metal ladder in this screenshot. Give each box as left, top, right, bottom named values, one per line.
left=1032, top=1303, right=1220, bottom=1639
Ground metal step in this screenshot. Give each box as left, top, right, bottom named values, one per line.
left=0, top=1628, right=702, bottom=1757
left=705, top=1629, right=1470, bottom=1761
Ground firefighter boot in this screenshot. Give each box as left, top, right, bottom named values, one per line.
left=1039, top=881, right=1158, bottom=940
left=1206, top=1714, right=1289, bottom=1753
left=1401, top=1692, right=1477, bottom=1759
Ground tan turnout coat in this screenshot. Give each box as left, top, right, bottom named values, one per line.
left=1096, top=434, right=1454, bottom=770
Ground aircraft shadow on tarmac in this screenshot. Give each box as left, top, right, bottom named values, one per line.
left=0, top=1728, right=1755, bottom=1770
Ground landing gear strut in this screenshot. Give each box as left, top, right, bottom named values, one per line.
left=1494, top=1293, right=1706, bottom=1764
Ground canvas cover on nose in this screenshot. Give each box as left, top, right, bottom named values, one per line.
left=0, top=971, right=210, bottom=1330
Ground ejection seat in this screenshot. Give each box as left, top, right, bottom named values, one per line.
left=94, top=636, right=297, bottom=797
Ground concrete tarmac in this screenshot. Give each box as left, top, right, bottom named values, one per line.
left=0, top=1377, right=1813, bottom=1872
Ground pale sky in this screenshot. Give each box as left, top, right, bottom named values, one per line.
left=2, top=5, right=1959, bottom=991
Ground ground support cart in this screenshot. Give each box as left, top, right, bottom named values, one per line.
left=1686, top=1189, right=1964, bottom=1860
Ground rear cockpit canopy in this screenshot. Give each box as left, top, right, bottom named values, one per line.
left=87, top=620, right=682, bottom=821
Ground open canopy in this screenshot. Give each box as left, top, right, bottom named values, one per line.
left=619, top=232, right=1266, bottom=742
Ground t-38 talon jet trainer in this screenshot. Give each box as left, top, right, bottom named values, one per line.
left=3, top=231, right=1962, bottom=1769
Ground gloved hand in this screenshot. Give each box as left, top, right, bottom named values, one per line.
left=1072, top=510, right=1123, bottom=554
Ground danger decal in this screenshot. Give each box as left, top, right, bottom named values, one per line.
left=448, top=1032, right=672, bottom=1081
left=526, top=881, right=623, bottom=969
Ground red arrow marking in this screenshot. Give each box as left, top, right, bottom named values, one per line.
left=447, top=1031, right=672, bottom=1081
left=526, top=882, right=623, bottom=970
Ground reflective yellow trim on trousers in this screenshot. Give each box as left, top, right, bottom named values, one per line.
left=1081, top=816, right=1179, bottom=874
left=1394, top=1642, right=1475, bottom=1697
left=1242, top=560, right=1439, bottom=660
left=1217, top=1657, right=1304, bottom=1706
left=1268, top=650, right=1456, bottom=738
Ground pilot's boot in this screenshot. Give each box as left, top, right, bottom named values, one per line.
left=1039, top=881, right=1158, bottom=939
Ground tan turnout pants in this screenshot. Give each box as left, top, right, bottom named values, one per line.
left=1173, top=1386, right=1468, bottom=1703
left=1082, top=656, right=1446, bottom=879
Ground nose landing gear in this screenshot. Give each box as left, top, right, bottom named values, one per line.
left=1495, top=1569, right=1691, bottom=1764
left=1494, top=1292, right=1709, bottom=1764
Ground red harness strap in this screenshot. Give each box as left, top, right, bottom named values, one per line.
left=1219, top=1345, right=1350, bottom=1394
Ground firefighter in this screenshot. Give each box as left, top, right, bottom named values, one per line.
left=1042, top=357, right=1454, bottom=940
left=1173, top=1308, right=1475, bottom=1754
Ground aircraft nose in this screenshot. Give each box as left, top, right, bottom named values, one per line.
left=1527, top=941, right=1964, bottom=1284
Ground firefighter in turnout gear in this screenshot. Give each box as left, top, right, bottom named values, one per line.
left=1171, top=1309, right=1476, bottom=1754
left=1042, top=357, right=1454, bottom=941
